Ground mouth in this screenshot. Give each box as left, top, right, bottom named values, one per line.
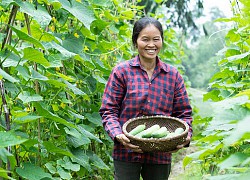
left=145, top=49, right=157, bottom=54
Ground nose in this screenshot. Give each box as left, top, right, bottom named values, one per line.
left=147, top=40, right=155, bottom=47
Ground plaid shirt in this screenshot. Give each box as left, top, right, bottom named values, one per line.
left=99, top=55, right=193, bottom=164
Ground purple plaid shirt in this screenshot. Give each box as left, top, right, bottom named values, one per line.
left=99, top=55, right=193, bottom=164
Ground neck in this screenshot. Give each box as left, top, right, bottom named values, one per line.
left=140, top=59, right=156, bottom=71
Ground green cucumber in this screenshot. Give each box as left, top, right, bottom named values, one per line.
left=141, top=124, right=160, bottom=138
left=129, top=124, right=146, bottom=136
left=174, top=127, right=184, bottom=134
left=151, top=126, right=169, bottom=138
left=134, top=130, right=145, bottom=138
left=166, top=132, right=176, bottom=138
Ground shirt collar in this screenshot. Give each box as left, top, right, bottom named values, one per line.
left=129, top=55, right=169, bottom=73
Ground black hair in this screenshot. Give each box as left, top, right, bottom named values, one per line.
left=132, top=17, right=164, bottom=47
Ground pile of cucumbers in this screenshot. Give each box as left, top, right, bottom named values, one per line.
left=128, top=124, right=184, bottom=139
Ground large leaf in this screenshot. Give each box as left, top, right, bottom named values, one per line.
left=15, top=0, right=51, bottom=28
left=224, top=115, right=250, bottom=145
left=23, top=47, right=50, bottom=67
left=57, top=166, right=72, bottom=180
left=33, top=102, right=76, bottom=128
left=71, top=148, right=91, bottom=172
left=43, top=141, right=73, bottom=157
left=43, top=41, right=76, bottom=58
left=10, top=26, right=44, bottom=49
left=16, top=163, right=52, bottom=180
left=227, top=51, right=250, bottom=62
left=57, top=156, right=80, bottom=172
left=0, top=148, right=17, bottom=169
left=18, top=91, right=43, bottom=104
left=31, top=70, right=48, bottom=81
left=58, top=0, right=96, bottom=30
left=86, top=151, right=109, bottom=170
left=64, top=127, right=91, bottom=148
left=218, top=152, right=249, bottom=170
left=13, top=115, right=42, bottom=124
left=0, top=68, right=19, bottom=83
left=78, top=125, right=102, bottom=143
left=0, top=131, right=27, bottom=148
left=85, top=112, right=102, bottom=126
left=2, top=52, right=26, bottom=67
left=63, top=80, right=85, bottom=95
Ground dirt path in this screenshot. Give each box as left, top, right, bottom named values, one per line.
left=169, top=145, right=198, bottom=180
left=169, top=88, right=211, bottom=179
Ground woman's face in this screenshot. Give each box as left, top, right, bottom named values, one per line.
left=136, top=24, right=163, bottom=62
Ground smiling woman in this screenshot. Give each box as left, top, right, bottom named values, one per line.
left=99, top=17, right=193, bottom=180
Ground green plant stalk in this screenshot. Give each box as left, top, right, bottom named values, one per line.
left=24, top=12, right=42, bottom=166
left=1, top=5, right=19, bottom=50
left=0, top=80, right=12, bottom=177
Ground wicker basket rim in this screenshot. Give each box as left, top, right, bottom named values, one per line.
left=122, top=115, right=189, bottom=142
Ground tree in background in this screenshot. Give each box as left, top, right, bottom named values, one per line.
left=182, top=7, right=228, bottom=89
left=138, top=0, right=204, bottom=40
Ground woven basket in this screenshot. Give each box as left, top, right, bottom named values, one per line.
left=122, top=115, right=189, bottom=152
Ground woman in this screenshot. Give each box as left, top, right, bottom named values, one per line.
left=99, top=17, right=193, bottom=180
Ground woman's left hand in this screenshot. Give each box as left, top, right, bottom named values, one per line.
left=168, top=136, right=191, bottom=153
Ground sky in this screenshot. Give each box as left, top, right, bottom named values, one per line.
left=192, top=0, right=234, bottom=31
left=203, top=0, right=233, bottom=18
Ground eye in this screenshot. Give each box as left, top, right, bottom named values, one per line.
left=154, top=38, right=160, bottom=41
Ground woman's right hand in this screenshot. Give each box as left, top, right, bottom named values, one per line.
left=115, top=134, right=143, bottom=153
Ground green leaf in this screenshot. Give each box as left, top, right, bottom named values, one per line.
left=0, top=148, right=17, bottom=168
left=0, top=131, right=27, bottom=148
left=57, top=166, right=72, bottom=180
left=227, top=51, right=250, bottom=62
left=85, top=112, right=102, bottom=126
left=33, top=102, right=76, bottom=128
left=2, top=52, right=25, bottom=67
left=183, top=156, right=193, bottom=168
left=89, top=0, right=112, bottom=7
left=78, top=125, right=103, bottom=143
left=23, top=47, right=50, bottom=67
left=208, top=174, right=241, bottom=180
left=43, top=141, right=73, bottom=157
left=0, top=68, right=19, bottom=83
left=62, top=35, right=84, bottom=54
left=46, top=79, right=67, bottom=88
left=16, top=66, right=30, bottom=80
left=71, top=149, right=91, bottom=172
left=218, top=152, right=249, bottom=170
left=0, top=167, right=10, bottom=179
left=47, top=54, right=63, bottom=67
left=90, top=19, right=110, bottom=35
left=64, top=127, right=91, bottom=148
left=209, top=68, right=235, bottom=82
left=16, top=163, right=52, bottom=180
left=59, top=0, right=96, bottom=30
left=57, top=156, right=80, bottom=172
left=43, top=41, right=76, bottom=58
left=45, top=162, right=57, bottom=174
left=31, top=70, right=48, bottom=81
left=18, top=91, right=43, bottom=104
left=10, top=26, right=44, bottom=49
left=87, top=151, right=109, bottom=170
left=224, top=116, right=250, bottom=145
left=13, top=115, right=42, bottom=124
left=63, top=80, right=85, bottom=95
left=15, top=1, right=51, bottom=28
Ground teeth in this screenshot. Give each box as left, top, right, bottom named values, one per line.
left=146, top=49, right=155, bottom=53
